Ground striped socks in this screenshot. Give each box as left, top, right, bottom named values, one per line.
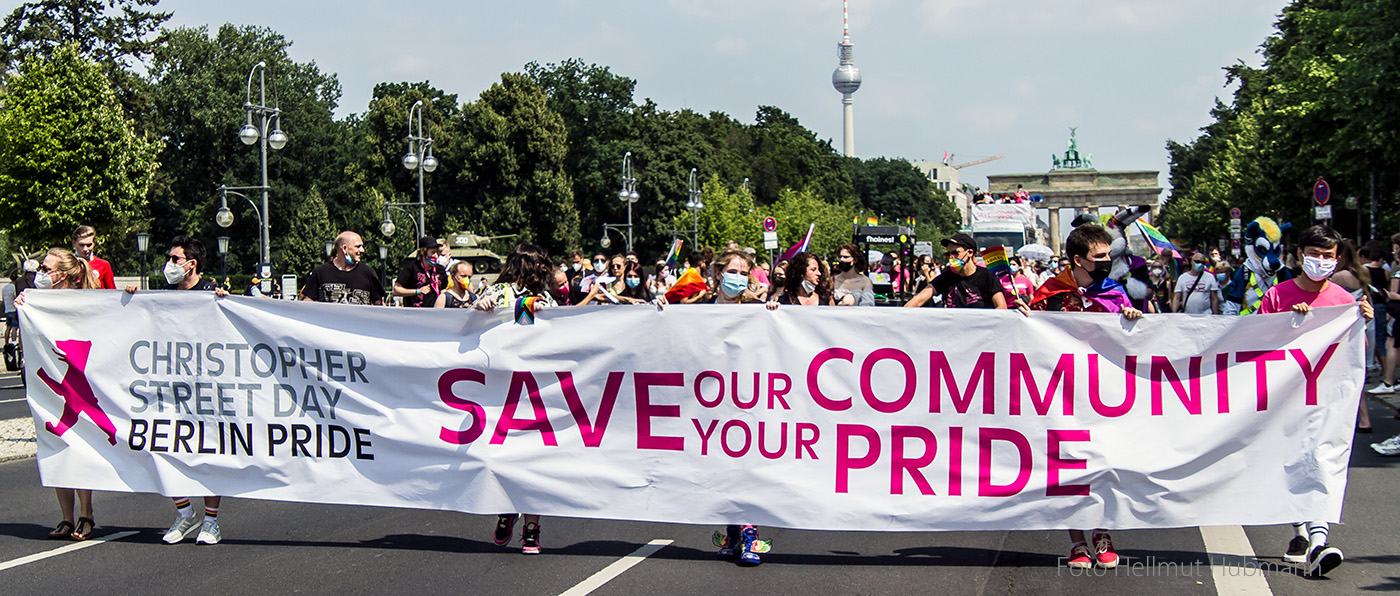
left=174, top=498, right=193, bottom=518
left=1307, top=522, right=1329, bottom=551
left=205, top=506, right=219, bottom=520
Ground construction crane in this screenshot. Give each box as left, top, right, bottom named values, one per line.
left=951, top=154, right=1006, bottom=170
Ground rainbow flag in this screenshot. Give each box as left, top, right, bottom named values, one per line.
left=865, top=216, right=879, bottom=226
left=663, top=238, right=684, bottom=267
left=1134, top=221, right=1181, bottom=259
left=981, top=246, right=1011, bottom=276
left=514, top=296, right=541, bottom=325
left=779, top=223, right=815, bottom=262
left=665, top=267, right=708, bottom=303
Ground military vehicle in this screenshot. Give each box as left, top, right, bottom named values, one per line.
left=446, top=232, right=514, bottom=289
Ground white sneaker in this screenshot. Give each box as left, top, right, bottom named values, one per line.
left=196, top=519, right=221, bottom=545
left=1381, top=435, right=1400, bottom=448
left=162, top=515, right=200, bottom=544
left=1367, top=382, right=1395, bottom=395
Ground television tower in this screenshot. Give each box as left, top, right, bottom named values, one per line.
left=832, top=0, right=862, bottom=157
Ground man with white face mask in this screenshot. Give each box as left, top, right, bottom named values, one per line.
left=1254, top=225, right=1372, bottom=577
left=122, top=236, right=230, bottom=545
left=392, top=236, right=448, bottom=307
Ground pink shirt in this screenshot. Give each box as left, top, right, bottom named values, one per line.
left=1256, top=278, right=1355, bottom=314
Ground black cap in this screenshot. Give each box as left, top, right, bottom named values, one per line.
left=942, top=233, right=977, bottom=251
left=417, top=236, right=442, bottom=250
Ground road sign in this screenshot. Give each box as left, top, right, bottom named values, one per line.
left=1230, top=238, right=1240, bottom=249
left=762, top=231, right=778, bottom=250
left=1315, top=205, right=1333, bottom=220
left=762, top=217, right=777, bottom=232
left=1229, top=207, right=1241, bottom=219
left=1313, top=177, right=1330, bottom=206
left=1229, top=218, right=1241, bottom=234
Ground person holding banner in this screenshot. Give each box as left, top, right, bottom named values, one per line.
left=1028, top=224, right=1142, bottom=569
left=471, top=244, right=557, bottom=554
left=300, top=232, right=385, bottom=305
left=831, top=244, right=874, bottom=306
left=1256, top=225, right=1371, bottom=576
left=16, top=248, right=102, bottom=540
left=766, top=252, right=833, bottom=308
left=433, top=261, right=477, bottom=309
left=901, top=234, right=1007, bottom=310
left=710, top=250, right=765, bottom=305
left=125, top=236, right=232, bottom=545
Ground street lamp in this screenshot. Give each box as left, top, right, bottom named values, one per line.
left=600, top=151, right=639, bottom=252
left=234, top=61, right=286, bottom=283
left=392, top=98, right=437, bottom=239
left=135, top=232, right=150, bottom=290
left=380, top=205, right=419, bottom=239
left=378, top=244, right=389, bottom=294
left=325, top=239, right=335, bottom=258
left=217, top=236, right=229, bottom=278
left=215, top=186, right=267, bottom=276
left=684, top=168, right=704, bottom=249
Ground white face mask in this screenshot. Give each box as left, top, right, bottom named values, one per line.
left=593, top=261, right=606, bottom=273
left=164, top=260, right=188, bottom=285
left=572, top=262, right=582, bottom=271
left=33, top=271, right=54, bottom=289
left=435, top=255, right=449, bottom=268
left=1302, top=256, right=1337, bottom=282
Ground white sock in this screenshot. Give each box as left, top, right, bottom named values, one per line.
left=1307, top=522, right=1329, bottom=551
left=1292, top=523, right=1307, bottom=539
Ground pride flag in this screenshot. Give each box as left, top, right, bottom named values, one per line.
left=665, top=267, right=708, bottom=303
left=865, top=216, right=879, bottom=226
left=1134, top=221, right=1181, bottom=259
left=981, top=246, right=1011, bottom=277
left=663, top=238, right=684, bottom=267
left=779, top=223, right=815, bottom=262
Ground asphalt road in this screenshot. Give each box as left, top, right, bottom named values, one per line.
left=0, top=372, right=25, bottom=421
left=1, top=393, right=1398, bottom=595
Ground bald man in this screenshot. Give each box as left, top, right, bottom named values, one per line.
left=299, top=232, right=386, bottom=305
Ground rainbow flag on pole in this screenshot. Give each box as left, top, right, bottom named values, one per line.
left=779, top=223, right=815, bottom=262
left=981, top=246, right=1011, bottom=277
left=1134, top=221, right=1181, bottom=259
left=663, top=238, right=684, bottom=267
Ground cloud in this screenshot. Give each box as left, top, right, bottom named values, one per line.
left=389, top=54, right=427, bottom=77
left=715, top=37, right=749, bottom=54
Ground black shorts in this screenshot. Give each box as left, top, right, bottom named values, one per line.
left=3, top=312, right=15, bottom=327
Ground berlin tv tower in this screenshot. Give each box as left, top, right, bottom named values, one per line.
left=832, top=0, right=862, bottom=157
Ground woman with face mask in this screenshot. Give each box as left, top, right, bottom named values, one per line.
left=391, top=236, right=448, bottom=308
left=433, top=261, right=478, bottom=308
left=710, top=251, right=763, bottom=304
left=15, top=248, right=103, bottom=541
left=765, top=252, right=833, bottom=308
left=578, top=255, right=628, bottom=305
left=615, top=261, right=667, bottom=306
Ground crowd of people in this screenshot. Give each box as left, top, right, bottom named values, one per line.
left=6, top=217, right=1381, bottom=576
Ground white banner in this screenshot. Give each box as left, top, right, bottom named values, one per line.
left=972, top=203, right=1036, bottom=226
left=21, top=291, right=1364, bottom=531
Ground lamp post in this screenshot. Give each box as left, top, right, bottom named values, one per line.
left=215, top=185, right=267, bottom=272
left=392, top=98, right=438, bottom=239
left=217, top=236, right=229, bottom=278
left=235, top=61, right=287, bottom=281
left=135, top=232, right=150, bottom=290
left=600, top=151, right=639, bottom=252
left=684, top=168, right=704, bottom=249
left=324, top=239, right=335, bottom=259
left=379, top=205, right=420, bottom=240
left=378, top=244, right=389, bottom=294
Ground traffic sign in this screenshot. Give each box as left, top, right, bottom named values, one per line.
left=762, top=217, right=777, bottom=232
left=1229, top=218, right=1241, bottom=234
left=762, top=231, right=778, bottom=250
left=1315, top=205, right=1333, bottom=220
left=1313, top=177, right=1330, bottom=206
left=1229, top=207, right=1241, bottom=219
left=1230, top=238, right=1240, bottom=249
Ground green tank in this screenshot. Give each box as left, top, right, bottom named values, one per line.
left=446, top=232, right=514, bottom=289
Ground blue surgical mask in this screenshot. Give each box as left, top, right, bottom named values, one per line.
left=1010, top=265, right=1020, bottom=274
left=1193, top=262, right=1205, bottom=272
left=625, top=277, right=640, bottom=289
left=345, top=252, right=356, bottom=265
left=1215, top=272, right=1227, bottom=283
left=720, top=272, right=747, bottom=297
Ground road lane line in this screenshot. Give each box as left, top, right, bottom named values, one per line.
left=0, top=397, right=27, bottom=403
left=558, top=538, right=672, bottom=596
left=1199, top=526, right=1273, bottom=595
left=0, top=530, right=138, bottom=572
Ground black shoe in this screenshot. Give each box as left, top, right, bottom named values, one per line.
left=521, top=522, right=541, bottom=555
left=1284, top=536, right=1309, bottom=563
left=1307, top=544, right=1343, bottom=577
left=493, top=514, right=517, bottom=547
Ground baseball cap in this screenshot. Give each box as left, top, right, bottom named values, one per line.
left=942, top=233, right=977, bottom=252
left=417, top=236, right=442, bottom=250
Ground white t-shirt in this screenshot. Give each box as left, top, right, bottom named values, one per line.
left=1175, top=271, right=1219, bottom=314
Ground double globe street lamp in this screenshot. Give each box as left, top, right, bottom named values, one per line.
left=218, top=61, right=286, bottom=292
left=600, top=151, right=640, bottom=251
left=684, top=168, right=704, bottom=250
left=383, top=99, right=437, bottom=239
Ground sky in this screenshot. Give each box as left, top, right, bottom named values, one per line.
left=13, top=0, right=1291, bottom=199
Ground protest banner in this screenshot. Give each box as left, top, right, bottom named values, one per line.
left=20, top=291, right=1364, bottom=531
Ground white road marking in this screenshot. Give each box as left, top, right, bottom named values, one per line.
left=1200, top=525, right=1274, bottom=595
left=0, top=530, right=139, bottom=572
left=0, top=398, right=27, bottom=404
left=558, top=538, right=673, bottom=596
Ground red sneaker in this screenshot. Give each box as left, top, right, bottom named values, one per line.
left=1092, top=531, right=1119, bottom=569
left=1067, top=543, right=1093, bottom=569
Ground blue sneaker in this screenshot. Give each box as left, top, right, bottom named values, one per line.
left=738, top=525, right=769, bottom=566
left=714, top=525, right=741, bottom=560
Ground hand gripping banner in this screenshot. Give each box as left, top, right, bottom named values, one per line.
left=20, top=291, right=1365, bottom=532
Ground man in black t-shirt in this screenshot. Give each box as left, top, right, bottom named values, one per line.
left=300, top=232, right=385, bottom=305
left=392, top=236, right=447, bottom=307
left=902, top=233, right=1008, bottom=309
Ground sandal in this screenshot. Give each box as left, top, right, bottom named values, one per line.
left=47, top=520, right=75, bottom=539
left=71, top=517, right=95, bottom=541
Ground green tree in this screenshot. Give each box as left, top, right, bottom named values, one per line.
left=358, top=81, right=460, bottom=237
left=0, top=43, right=161, bottom=247
left=770, top=188, right=856, bottom=259
left=455, top=73, right=580, bottom=255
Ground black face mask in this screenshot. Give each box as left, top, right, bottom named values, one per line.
left=835, top=261, right=853, bottom=273
left=1080, top=258, right=1112, bottom=284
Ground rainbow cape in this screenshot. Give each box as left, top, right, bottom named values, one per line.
left=1030, top=270, right=1132, bottom=313
left=1134, top=221, right=1181, bottom=259
left=981, top=246, right=1011, bottom=277
left=665, top=267, right=707, bottom=303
